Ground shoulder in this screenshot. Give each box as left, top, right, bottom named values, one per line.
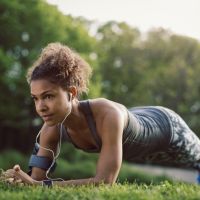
left=88, top=98, right=128, bottom=134
left=89, top=98, right=126, bottom=118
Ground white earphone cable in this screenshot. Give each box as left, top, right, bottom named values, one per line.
left=35, top=99, right=72, bottom=181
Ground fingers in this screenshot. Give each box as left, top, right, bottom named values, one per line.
left=4, top=169, right=15, bottom=178
left=5, top=169, right=19, bottom=180
left=6, top=177, right=24, bottom=186
left=4, top=170, right=18, bottom=181
left=13, top=164, right=20, bottom=172
left=11, top=167, right=34, bottom=185
left=1, top=170, right=23, bottom=185
left=7, top=178, right=15, bottom=184
left=2, top=166, right=33, bottom=185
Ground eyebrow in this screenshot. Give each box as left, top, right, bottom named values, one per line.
left=31, top=90, right=54, bottom=97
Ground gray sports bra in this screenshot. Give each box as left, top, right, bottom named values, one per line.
left=61, top=100, right=101, bottom=153
left=62, top=100, right=173, bottom=161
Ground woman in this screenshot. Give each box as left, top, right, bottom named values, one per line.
left=4, top=43, right=200, bottom=186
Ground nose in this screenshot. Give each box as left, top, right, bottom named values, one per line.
left=36, top=100, right=48, bottom=113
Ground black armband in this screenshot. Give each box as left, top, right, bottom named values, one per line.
left=27, top=143, right=57, bottom=176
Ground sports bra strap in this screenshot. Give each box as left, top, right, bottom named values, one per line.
left=79, top=100, right=102, bottom=150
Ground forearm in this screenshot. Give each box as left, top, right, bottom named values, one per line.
left=54, top=177, right=101, bottom=186
left=34, top=177, right=106, bottom=187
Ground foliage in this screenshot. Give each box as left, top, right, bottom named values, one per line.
left=0, top=150, right=28, bottom=170
left=140, top=30, right=200, bottom=133
left=0, top=0, right=100, bottom=151
left=96, top=21, right=143, bottom=104
left=1, top=0, right=200, bottom=165
left=97, top=24, right=200, bottom=134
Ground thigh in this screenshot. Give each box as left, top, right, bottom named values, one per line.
left=167, top=109, right=200, bottom=169
left=139, top=109, right=200, bottom=169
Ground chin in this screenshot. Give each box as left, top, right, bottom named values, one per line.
left=44, top=120, right=58, bottom=127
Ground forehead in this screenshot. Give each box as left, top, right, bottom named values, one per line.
left=30, top=79, right=62, bottom=95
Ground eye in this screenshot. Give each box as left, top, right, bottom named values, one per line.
left=44, top=94, right=54, bottom=100
left=31, top=96, right=37, bottom=101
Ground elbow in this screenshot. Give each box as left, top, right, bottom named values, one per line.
left=94, top=175, right=117, bottom=185
left=104, top=179, right=116, bottom=185
left=31, top=174, right=45, bottom=181
left=30, top=169, right=47, bottom=181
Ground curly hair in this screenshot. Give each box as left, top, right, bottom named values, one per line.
left=26, top=43, right=92, bottom=96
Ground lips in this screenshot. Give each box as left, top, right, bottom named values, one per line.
left=41, top=114, right=53, bottom=121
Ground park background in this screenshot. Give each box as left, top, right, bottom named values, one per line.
left=0, top=0, right=200, bottom=184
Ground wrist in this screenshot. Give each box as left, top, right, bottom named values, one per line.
left=42, top=179, right=53, bottom=187
left=32, top=179, right=42, bottom=186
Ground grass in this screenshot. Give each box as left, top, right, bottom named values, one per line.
left=1, top=149, right=199, bottom=199
left=0, top=181, right=200, bottom=200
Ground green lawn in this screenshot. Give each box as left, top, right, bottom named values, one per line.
left=0, top=181, right=200, bottom=200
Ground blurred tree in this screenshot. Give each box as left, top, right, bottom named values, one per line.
left=1, top=0, right=200, bottom=154
left=140, top=29, right=200, bottom=133
left=96, top=21, right=145, bottom=106
left=96, top=24, right=200, bottom=135
left=0, top=0, right=100, bottom=152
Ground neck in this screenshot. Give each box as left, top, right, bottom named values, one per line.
left=63, top=99, right=86, bottom=130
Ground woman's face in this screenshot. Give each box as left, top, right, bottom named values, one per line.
left=30, top=79, right=71, bottom=126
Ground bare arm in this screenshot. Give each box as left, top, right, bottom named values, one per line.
left=94, top=109, right=123, bottom=184
left=34, top=109, right=124, bottom=186
left=31, top=123, right=60, bottom=180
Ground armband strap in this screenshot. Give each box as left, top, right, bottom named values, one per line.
left=42, top=179, right=53, bottom=187
left=28, top=155, right=56, bottom=171
left=27, top=143, right=57, bottom=175
left=32, top=142, right=40, bottom=154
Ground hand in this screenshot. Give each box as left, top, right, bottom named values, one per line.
left=1, top=168, right=23, bottom=185
left=4, top=165, right=41, bottom=185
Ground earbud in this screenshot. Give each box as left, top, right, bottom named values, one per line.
left=69, top=93, right=73, bottom=101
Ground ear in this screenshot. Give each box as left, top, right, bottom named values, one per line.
left=68, top=86, right=77, bottom=99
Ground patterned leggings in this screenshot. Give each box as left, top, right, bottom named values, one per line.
left=144, top=108, right=200, bottom=170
